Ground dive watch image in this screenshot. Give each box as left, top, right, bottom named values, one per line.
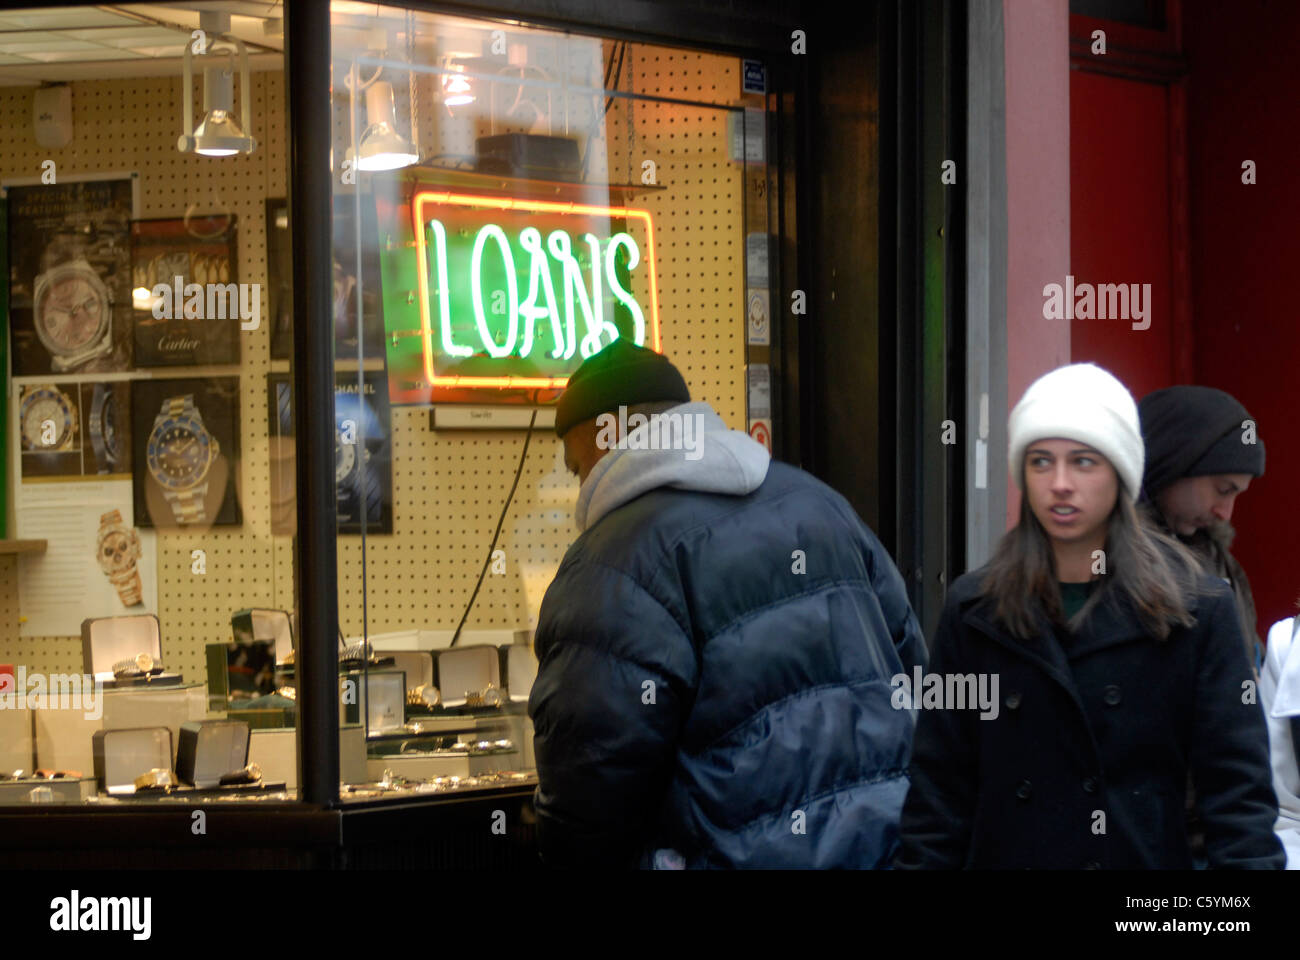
left=146, top=394, right=219, bottom=525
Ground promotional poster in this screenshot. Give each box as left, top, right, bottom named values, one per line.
left=5, top=177, right=135, bottom=376
left=17, top=380, right=130, bottom=480
left=267, top=195, right=385, bottom=362
left=130, top=214, right=240, bottom=366
left=267, top=370, right=392, bottom=536
left=131, top=376, right=241, bottom=528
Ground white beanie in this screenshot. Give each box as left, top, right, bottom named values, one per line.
left=1008, top=363, right=1144, bottom=501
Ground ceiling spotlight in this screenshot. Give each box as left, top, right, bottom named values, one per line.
left=442, top=68, right=474, bottom=107
left=357, top=81, right=418, bottom=171
left=178, top=33, right=257, bottom=157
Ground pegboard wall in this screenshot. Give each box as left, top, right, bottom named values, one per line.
left=332, top=37, right=748, bottom=640
left=0, top=70, right=291, bottom=681
left=0, top=35, right=751, bottom=682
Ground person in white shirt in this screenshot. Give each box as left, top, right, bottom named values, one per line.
left=1260, top=607, right=1300, bottom=867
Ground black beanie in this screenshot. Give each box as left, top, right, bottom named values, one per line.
left=1137, top=385, right=1265, bottom=499
left=554, top=339, right=690, bottom=438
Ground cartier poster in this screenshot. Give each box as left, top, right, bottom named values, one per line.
left=267, top=370, right=392, bottom=536
left=131, top=377, right=241, bottom=529
left=5, top=177, right=135, bottom=376
left=131, top=214, right=240, bottom=365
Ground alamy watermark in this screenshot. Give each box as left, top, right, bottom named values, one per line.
left=149, top=275, right=261, bottom=330
left=891, top=666, right=1000, bottom=720
left=1042, top=275, right=1151, bottom=331
left=595, top=405, right=705, bottom=461
left=50, top=890, right=150, bottom=940
left=0, top=668, right=103, bottom=720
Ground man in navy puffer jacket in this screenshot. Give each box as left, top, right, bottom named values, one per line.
left=528, top=340, right=927, bottom=868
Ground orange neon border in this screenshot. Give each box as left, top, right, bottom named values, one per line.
left=410, top=191, right=661, bottom=390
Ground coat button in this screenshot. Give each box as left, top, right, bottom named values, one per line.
left=1082, top=777, right=1098, bottom=793
left=1005, top=691, right=1022, bottom=710
left=1103, top=685, right=1122, bottom=706
left=1015, top=779, right=1032, bottom=800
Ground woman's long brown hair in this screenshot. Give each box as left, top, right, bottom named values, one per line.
left=980, top=471, right=1200, bottom=640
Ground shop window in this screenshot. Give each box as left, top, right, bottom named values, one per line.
left=327, top=4, right=773, bottom=802
left=0, top=3, right=294, bottom=805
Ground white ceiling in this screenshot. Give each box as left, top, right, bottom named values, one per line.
left=0, top=2, right=284, bottom=85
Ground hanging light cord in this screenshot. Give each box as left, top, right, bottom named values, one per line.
left=449, top=409, right=538, bottom=647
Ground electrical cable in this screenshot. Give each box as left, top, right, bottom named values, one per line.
left=580, top=40, right=626, bottom=179
left=449, top=408, right=539, bottom=647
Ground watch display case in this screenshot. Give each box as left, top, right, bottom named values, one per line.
left=176, top=720, right=251, bottom=788
left=92, top=726, right=173, bottom=794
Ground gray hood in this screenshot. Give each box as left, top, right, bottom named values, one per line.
left=574, top=401, right=771, bottom=532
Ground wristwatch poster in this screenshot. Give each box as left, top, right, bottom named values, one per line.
left=5, top=179, right=134, bottom=376
left=334, top=371, right=393, bottom=534
left=265, top=196, right=384, bottom=362
left=131, top=377, right=242, bottom=528
left=130, top=215, right=240, bottom=367
left=265, top=370, right=392, bottom=535
left=95, top=509, right=143, bottom=608
left=18, top=381, right=133, bottom=481
left=18, top=382, right=81, bottom=479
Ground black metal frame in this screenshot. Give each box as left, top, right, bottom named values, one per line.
left=285, top=0, right=341, bottom=808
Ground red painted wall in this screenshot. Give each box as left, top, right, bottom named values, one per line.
left=1183, top=0, right=1300, bottom=637
left=1004, top=0, right=1071, bottom=527
left=1069, top=70, right=1174, bottom=402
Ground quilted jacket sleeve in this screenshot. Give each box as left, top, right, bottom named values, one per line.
left=1191, top=584, right=1285, bottom=869
left=528, top=559, right=696, bottom=868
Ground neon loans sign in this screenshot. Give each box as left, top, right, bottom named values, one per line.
left=409, top=191, right=660, bottom=391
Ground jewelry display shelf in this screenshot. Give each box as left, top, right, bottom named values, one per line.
left=0, top=540, right=46, bottom=555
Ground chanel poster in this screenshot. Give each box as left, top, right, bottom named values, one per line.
left=17, top=380, right=131, bottom=480
left=5, top=176, right=135, bottom=376
left=131, top=377, right=241, bottom=529
left=266, top=198, right=293, bottom=360
left=266, top=195, right=385, bottom=361
left=267, top=370, right=392, bottom=536
left=130, top=214, right=239, bottom=366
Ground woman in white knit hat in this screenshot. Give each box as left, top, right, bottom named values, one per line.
left=897, top=363, right=1282, bottom=869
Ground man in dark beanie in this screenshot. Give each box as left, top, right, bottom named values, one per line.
left=528, top=339, right=926, bottom=868
left=1138, top=385, right=1266, bottom=669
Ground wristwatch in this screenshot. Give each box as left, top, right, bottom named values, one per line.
left=89, top=383, right=121, bottom=473
left=20, top=385, right=78, bottom=451
left=406, top=684, right=441, bottom=708
left=335, top=426, right=382, bottom=524
left=134, top=768, right=177, bottom=793
left=33, top=258, right=113, bottom=370
left=112, top=653, right=163, bottom=679
left=464, top=682, right=503, bottom=709
left=147, top=394, right=219, bottom=525
left=96, top=509, right=143, bottom=607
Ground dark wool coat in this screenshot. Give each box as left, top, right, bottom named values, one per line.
left=528, top=462, right=927, bottom=869
left=897, top=567, right=1283, bottom=869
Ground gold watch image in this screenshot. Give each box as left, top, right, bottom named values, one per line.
left=20, top=384, right=78, bottom=451
left=96, top=509, right=143, bottom=607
